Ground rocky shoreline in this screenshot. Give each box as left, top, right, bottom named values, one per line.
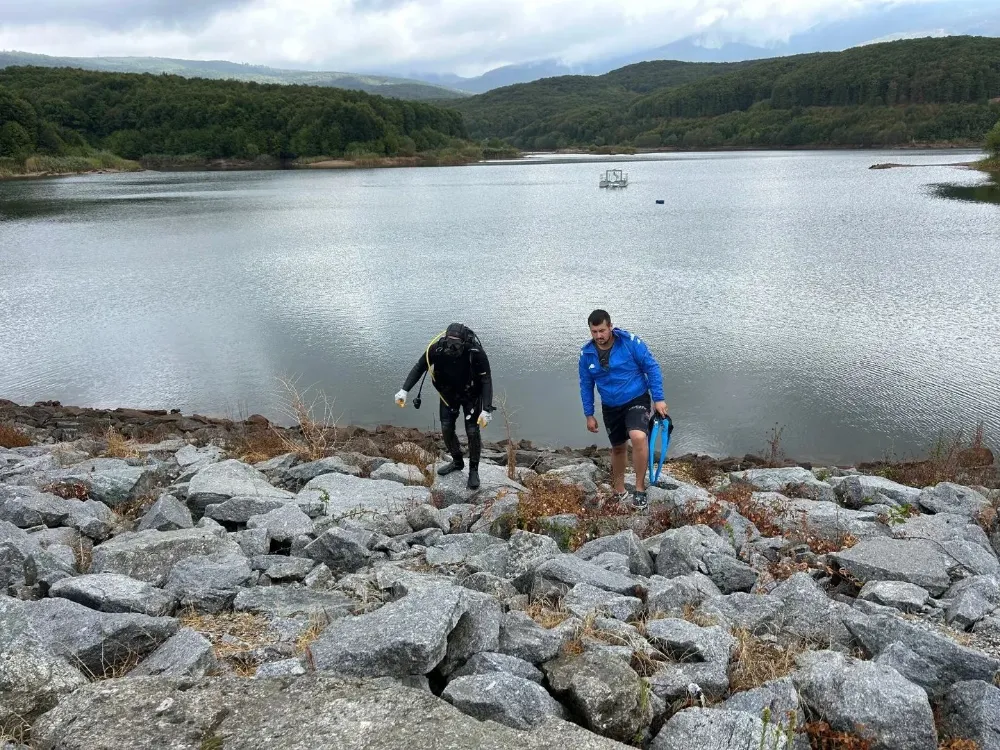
left=2, top=399, right=1000, bottom=749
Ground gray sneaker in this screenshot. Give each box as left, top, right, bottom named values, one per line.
left=633, top=491, right=648, bottom=512
left=612, top=491, right=631, bottom=507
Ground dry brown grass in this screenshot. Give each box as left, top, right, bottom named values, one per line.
left=728, top=628, right=807, bottom=694
left=383, top=443, right=436, bottom=487
left=525, top=597, right=571, bottom=629
left=937, top=740, right=980, bottom=750
left=801, top=722, right=874, bottom=750
left=228, top=376, right=339, bottom=464
left=41, top=480, right=90, bottom=500
left=862, top=421, right=997, bottom=489
left=74, top=538, right=93, bottom=574
left=0, top=715, right=31, bottom=745
left=679, top=603, right=719, bottom=628
left=516, top=475, right=633, bottom=550
left=179, top=609, right=279, bottom=676
left=294, top=611, right=329, bottom=655
left=114, top=495, right=154, bottom=531
left=230, top=427, right=290, bottom=464
left=0, top=422, right=31, bottom=448
left=103, top=425, right=141, bottom=459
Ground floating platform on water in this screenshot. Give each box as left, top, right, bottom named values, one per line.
left=599, top=168, right=628, bottom=188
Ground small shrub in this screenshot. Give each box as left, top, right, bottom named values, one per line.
left=0, top=422, right=32, bottom=448
left=103, top=425, right=140, bottom=459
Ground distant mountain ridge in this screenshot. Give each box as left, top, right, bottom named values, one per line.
left=0, top=51, right=468, bottom=101
left=396, top=0, right=1000, bottom=92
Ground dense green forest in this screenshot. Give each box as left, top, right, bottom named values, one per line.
left=989, top=120, right=1000, bottom=158
left=0, top=51, right=465, bottom=101
left=0, top=66, right=473, bottom=167
left=449, top=36, right=1000, bottom=150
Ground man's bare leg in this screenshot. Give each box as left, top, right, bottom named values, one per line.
left=630, top=431, right=649, bottom=492
left=611, top=443, right=627, bottom=494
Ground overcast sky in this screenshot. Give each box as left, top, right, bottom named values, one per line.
left=0, top=0, right=961, bottom=75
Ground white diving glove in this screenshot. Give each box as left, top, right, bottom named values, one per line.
left=394, top=389, right=408, bottom=407
left=477, top=411, right=493, bottom=428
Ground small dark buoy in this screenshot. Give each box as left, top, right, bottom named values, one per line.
left=655, top=199, right=664, bottom=204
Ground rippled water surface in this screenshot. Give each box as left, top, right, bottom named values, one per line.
left=2, top=150, right=998, bottom=463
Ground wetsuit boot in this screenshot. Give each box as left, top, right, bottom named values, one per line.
left=438, top=413, right=465, bottom=476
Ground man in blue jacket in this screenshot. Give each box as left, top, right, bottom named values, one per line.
left=579, top=309, right=668, bottom=511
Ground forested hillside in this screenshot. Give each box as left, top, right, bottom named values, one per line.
left=0, top=66, right=470, bottom=163
left=0, top=51, right=466, bottom=101
left=449, top=36, right=1000, bottom=150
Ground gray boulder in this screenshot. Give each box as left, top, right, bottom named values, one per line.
left=720, top=676, right=801, bottom=726
left=731, top=466, right=835, bottom=503
left=136, top=494, right=192, bottom=531
left=439, top=589, right=502, bottom=675
left=90, top=527, right=242, bottom=585
left=406, top=503, right=448, bottom=533
left=506, top=530, right=560, bottom=589
left=0, top=520, right=75, bottom=590
left=564, top=582, right=643, bottom=622
left=831, top=537, right=957, bottom=595
left=247, top=504, right=314, bottom=543
left=793, top=650, right=937, bottom=750
left=427, top=534, right=505, bottom=567
left=646, top=525, right=735, bottom=578
left=836, top=475, right=922, bottom=509
left=129, top=627, right=216, bottom=678
left=919, top=483, right=991, bottom=518
left=235, top=526, right=270, bottom=557
left=31, top=674, right=633, bottom=750
left=451, top=652, right=545, bottom=684
left=703, top=552, right=758, bottom=594
left=47, top=457, right=161, bottom=508
left=186, top=459, right=293, bottom=515
left=0, top=596, right=88, bottom=724
left=460, top=572, right=518, bottom=601
left=255, top=659, right=307, bottom=679
left=646, top=573, right=722, bottom=616
left=748, top=493, right=887, bottom=544
left=858, top=580, right=930, bottom=614
left=233, top=585, right=355, bottom=620
left=430, top=462, right=525, bottom=507
left=443, top=673, right=567, bottom=730
left=310, top=585, right=469, bottom=676
left=298, top=472, right=431, bottom=520
left=938, top=680, right=1000, bottom=750
left=575, top=530, right=654, bottom=577
left=544, top=650, right=654, bottom=743
left=203, top=496, right=288, bottom=524
left=532, top=555, right=644, bottom=598
left=652, top=708, right=788, bottom=750
left=164, top=552, right=253, bottom=613
left=252, top=554, right=316, bottom=582
left=469, top=494, right=519, bottom=538
left=499, top=611, right=570, bottom=664
left=371, top=462, right=426, bottom=485
left=0, top=485, right=73, bottom=527
left=21, top=597, right=177, bottom=676
left=945, top=576, right=1000, bottom=629
left=846, top=608, right=1000, bottom=697
left=303, top=527, right=372, bottom=574
left=644, top=618, right=735, bottom=701
left=49, top=573, right=175, bottom=616
left=283, top=456, right=363, bottom=486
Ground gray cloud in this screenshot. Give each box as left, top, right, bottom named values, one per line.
left=0, top=0, right=983, bottom=75
left=3, top=0, right=256, bottom=29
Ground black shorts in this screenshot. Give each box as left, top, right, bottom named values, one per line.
left=601, top=393, right=652, bottom=447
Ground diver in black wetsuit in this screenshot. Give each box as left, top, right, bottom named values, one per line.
left=395, top=323, right=495, bottom=490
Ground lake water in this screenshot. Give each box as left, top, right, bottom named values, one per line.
left=2, top=150, right=998, bottom=464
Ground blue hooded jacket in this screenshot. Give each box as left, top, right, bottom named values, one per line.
left=579, top=327, right=665, bottom=417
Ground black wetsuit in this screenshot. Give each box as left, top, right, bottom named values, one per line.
left=402, top=334, right=494, bottom=469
